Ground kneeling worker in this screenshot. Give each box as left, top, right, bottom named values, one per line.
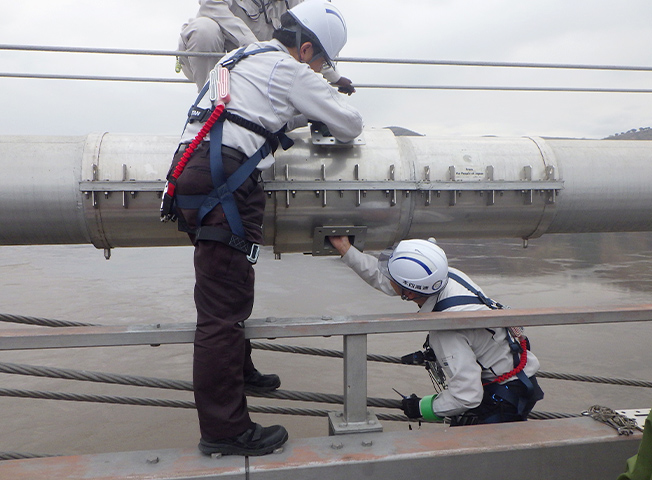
left=165, top=1, right=363, bottom=456
left=328, top=236, right=544, bottom=426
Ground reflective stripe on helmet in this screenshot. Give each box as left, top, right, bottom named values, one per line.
left=393, top=256, right=434, bottom=275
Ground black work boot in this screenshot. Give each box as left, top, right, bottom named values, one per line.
left=198, top=423, right=288, bottom=456
left=244, top=369, right=281, bottom=393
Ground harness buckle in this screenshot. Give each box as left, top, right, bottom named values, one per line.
left=187, top=106, right=213, bottom=124
left=247, top=243, right=261, bottom=264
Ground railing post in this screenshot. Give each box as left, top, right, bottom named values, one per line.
left=328, top=334, right=383, bottom=435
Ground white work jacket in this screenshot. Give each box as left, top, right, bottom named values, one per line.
left=180, top=39, right=363, bottom=170
left=341, top=246, right=540, bottom=418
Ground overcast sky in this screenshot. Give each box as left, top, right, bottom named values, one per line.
left=2, top=0, right=652, bottom=139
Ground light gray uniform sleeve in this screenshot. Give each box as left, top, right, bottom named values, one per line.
left=198, top=0, right=258, bottom=47
left=286, top=63, right=363, bottom=142
left=428, top=330, right=485, bottom=416
left=320, top=64, right=342, bottom=83
left=341, top=247, right=398, bottom=297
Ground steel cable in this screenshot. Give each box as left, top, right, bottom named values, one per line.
left=0, top=361, right=400, bottom=408
left=0, top=387, right=402, bottom=418
left=536, top=371, right=652, bottom=388
left=3, top=45, right=652, bottom=92
left=0, top=313, right=98, bottom=328
left=0, top=386, right=565, bottom=423
left=252, top=341, right=401, bottom=364
left=3, top=44, right=652, bottom=72
left=0, top=362, right=593, bottom=414
left=4, top=72, right=652, bottom=93
left=0, top=451, right=61, bottom=461
left=528, top=410, right=580, bottom=420
left=0, top=362, right=193, bottom=391
left=252, top=342, right=652, bottom=388
left=0, top=387, right=196, bottom=409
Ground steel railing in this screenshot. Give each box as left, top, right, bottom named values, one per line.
left=2, top=304, right=651, bottom=433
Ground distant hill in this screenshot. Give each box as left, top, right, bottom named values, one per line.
left=604, top=127, right=652, bottom=140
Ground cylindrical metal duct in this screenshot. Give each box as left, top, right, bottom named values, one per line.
left=1, top=129, right=651, bottom=253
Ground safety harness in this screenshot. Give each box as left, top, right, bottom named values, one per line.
left=432, top=272, right=536, bottom=417
left=160, top=46, right=294, bottom=263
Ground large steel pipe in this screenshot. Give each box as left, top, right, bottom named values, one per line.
left=1, top=129, right=651, bottom=253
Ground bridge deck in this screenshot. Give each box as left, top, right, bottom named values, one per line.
left=0, top=417, right=640, bottom=480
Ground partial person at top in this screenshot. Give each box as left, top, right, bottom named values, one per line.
left=177, top=0, right=355, bottom=94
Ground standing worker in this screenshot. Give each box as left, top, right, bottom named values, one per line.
left=328, top=236, right=544, bottom=426
left=163, top=1, right=363, bottom=456
left=177, top=0, right=355, bottom=94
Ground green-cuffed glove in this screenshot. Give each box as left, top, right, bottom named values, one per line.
left=401, top=393, right=443, bottom=421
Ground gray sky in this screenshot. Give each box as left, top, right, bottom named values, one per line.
left=2, top=0, right=652, bottom=139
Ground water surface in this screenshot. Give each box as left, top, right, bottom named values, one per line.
left=0, top=232, right=650, bottom=455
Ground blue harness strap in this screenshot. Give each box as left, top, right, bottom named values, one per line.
left=197, top=121, right=271, bottom=238
left=175, top=45, right=287, bottom=240
left=434, top=272, right=503, bottom=311
left=433, top=295, right=485, bottom=311
left=174, top=123, right=273, bottom=238
left=434, top=271, right=534, bottom=401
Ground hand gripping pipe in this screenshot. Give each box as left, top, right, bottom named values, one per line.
left=1, top=128, right=651, bottom=254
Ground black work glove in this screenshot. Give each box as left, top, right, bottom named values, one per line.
left=401, top=393, right=422, bottom=419
left=335, top=76, right=356, bottom=95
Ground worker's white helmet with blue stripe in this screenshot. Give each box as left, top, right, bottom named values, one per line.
left=288, top=0, right=347, bottom=68
left=379, top=238, right=448, bottom=295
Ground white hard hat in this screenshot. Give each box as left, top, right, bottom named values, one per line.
left=287, top=0, right=347, bottom=67
left=378, top=238, right=449, bottom=296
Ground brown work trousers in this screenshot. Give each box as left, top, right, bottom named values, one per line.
left=173, top=141, right=265, bottom=441
left=193, top=241, right=256, bottom=440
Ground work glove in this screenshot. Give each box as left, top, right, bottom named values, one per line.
left=334, top=76, right=356, bottom=95
left=401, top=393, right=422, bottom=419
left=401, top=394, right=443, bottom=422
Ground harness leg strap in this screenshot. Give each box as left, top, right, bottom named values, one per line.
left=195, top=226, right=261, bottom=264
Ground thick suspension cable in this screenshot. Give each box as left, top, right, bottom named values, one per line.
left=0, top=387, right=569, bottom=423
left=0, top=362, right=399, bottom=408
left=0, top=313, right=98, bottom=328
left=251, top=342, right=652, bottom=388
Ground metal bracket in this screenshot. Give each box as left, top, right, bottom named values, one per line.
left=328, top=410, right=383, bottom=436
left=312, top=226, right=367, bottom=256
left=311, top=123, right=365, bottom=146
left=616, top=408, right=650, bottom=431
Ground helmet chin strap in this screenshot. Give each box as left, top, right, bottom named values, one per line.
left=283, top=26, right=328, bottom=67
left=401, top=288, right=424, bottom=302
